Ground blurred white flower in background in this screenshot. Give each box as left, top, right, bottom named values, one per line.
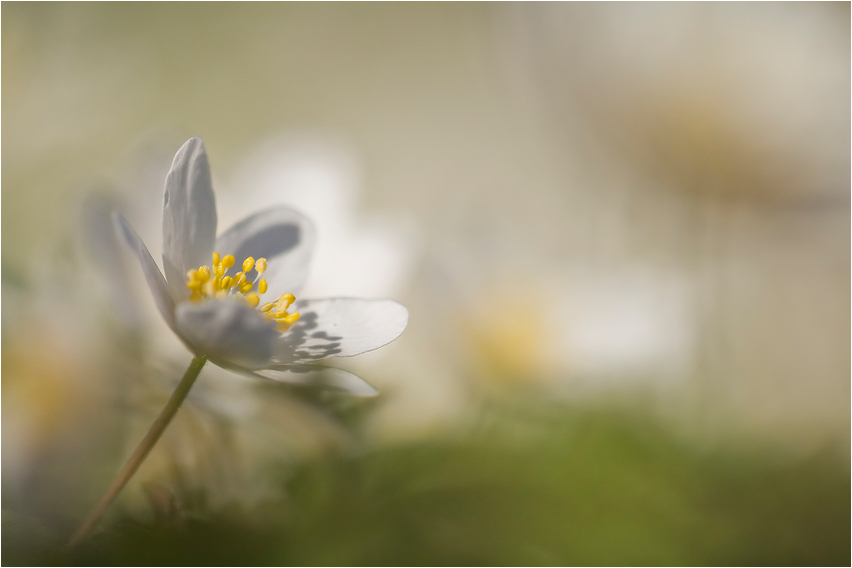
left=1, top=199, right=130, bottom=516
left=499, top=2, right=849, bottom=440
left=552, top=265, right=696, bottom=386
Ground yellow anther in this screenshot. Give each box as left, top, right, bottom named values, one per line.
left=197, top=266, right=211, bottom=282
left=277, top=293, right=296, bottom=309
left=284, top=312, right=300, bottom=324
left=274, top=313, right=299, bottom=332
left=181, top=253, right=298, bottom=326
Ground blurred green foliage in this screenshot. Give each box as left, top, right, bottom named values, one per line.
left=4, top=406, right=848, bottom=566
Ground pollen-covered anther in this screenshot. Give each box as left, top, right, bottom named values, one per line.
left=282, top=312, right=300, bottom=324
left=273, top=311, right=300, bottom=332
left=256, top=258, right=267, bottom=274
left=275, top=293, right=296, bottom=310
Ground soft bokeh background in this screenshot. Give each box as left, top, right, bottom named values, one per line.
left=3, top=3, right=849, bottom=565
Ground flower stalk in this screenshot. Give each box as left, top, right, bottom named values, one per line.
left=68, top=354, right=209, bottom=546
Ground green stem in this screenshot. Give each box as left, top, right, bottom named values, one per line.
left=68, top=354, right=208, bottom=546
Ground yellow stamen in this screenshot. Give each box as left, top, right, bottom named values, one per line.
left=183, top=252, right=299, bottom=333
left=276, top=293, right=295, bottom=310
left=283, top=312, right=300, bottom=324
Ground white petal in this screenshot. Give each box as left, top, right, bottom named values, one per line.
left=162, top=137, right=217, bottom=301
left=272, top=298, right=408, bottom=364
left=80, top=196, right=143, bottom=328
left=251, top=365, right=379, bottom=397
left=175, top=299, right=277, bottom=369
left=214, top=206, right=315, bottom=296
left=113, top=213, right=176, bottom=329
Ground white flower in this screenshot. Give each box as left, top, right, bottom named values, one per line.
left=113, top=137, right=408, bottom=396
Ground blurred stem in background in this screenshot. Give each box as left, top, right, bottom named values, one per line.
left=68, top=354, right=208, bottom=546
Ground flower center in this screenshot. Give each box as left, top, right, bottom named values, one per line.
left=186, top=252, right=301, bottom=332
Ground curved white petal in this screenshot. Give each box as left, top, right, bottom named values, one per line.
left=214, top=206, right=315, bottom=297
left=81, top=196, right=143, bottom=328
left=162, top=137, right=217, bottom=301
left=250, top=365, right=379, bottom=397
left=272, top=298, right=408, bottom=365
left=113, top=213, right=177, bottom=329
left=175, top=299, right=277, bottom=369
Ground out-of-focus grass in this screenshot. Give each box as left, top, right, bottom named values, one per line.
left=4, top=405, right=848, bottom=566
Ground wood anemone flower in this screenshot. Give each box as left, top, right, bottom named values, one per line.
left=114, top=137, right=408, bottom=396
